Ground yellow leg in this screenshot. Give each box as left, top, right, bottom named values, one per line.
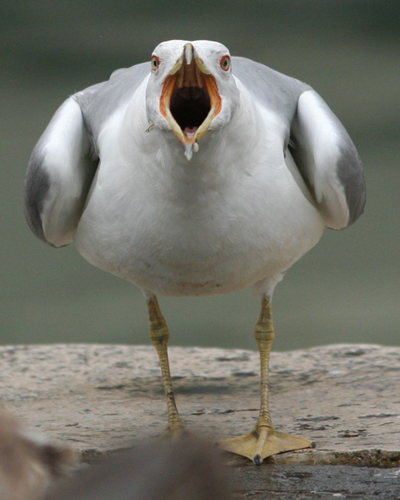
left=220, top=296, right=315, bottom=464
left=147, top=295, right=186, bottom=435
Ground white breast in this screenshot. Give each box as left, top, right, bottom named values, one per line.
left=75, top=91, right=324, bottom=297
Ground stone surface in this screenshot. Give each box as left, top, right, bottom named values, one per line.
left=2, top=343, right=400, bottom=498
left=1, top=343, right=399, bottom=469
left=233, top=464, right=400, bottom=499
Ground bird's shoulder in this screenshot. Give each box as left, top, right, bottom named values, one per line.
left=73, top=62, right=150, bottom=140
left=232, top=56, right=311, bottom=120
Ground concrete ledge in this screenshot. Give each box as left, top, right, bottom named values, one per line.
left=1, top=343, right=399, bottom=467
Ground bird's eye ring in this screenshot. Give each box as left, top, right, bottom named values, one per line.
left=151, top=55, right=160, bottom=71
left=220, top=55, right=230, bottom=71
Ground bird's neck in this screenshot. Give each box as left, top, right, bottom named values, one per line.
left=154, top=91, right=265, bottom=177
left=120, top=80, right=268, bottom=185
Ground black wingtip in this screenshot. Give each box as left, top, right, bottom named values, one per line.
left=253, top=454, right=262, bottom=466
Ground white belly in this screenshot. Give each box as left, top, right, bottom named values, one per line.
left=75, top=146, right=324, bottom=297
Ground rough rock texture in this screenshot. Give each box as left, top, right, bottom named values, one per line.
left=1, top=343, right=399, bottom=471
left=233, top=464, right=400, bottom=499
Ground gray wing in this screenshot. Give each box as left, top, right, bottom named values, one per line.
left=24, top=62, right=150, bottom=247
left=289, top=89, right=365, bottom=229
left=24, top=96, right=99, bottom=247
left=232, top=57, right=366, bottom=230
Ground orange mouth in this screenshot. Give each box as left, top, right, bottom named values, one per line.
left=160, top=45, right=221, bottom=158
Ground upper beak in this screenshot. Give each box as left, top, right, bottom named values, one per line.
left=160, top=43, right=222, bottom=160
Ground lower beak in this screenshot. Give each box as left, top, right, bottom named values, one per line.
left=160, top=43, right=222, bottom=160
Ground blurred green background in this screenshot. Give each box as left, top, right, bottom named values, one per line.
left=1, top=1, right=399, bottom=351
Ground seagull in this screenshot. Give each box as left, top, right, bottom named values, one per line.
left=24, top=40, right=366, bottom=465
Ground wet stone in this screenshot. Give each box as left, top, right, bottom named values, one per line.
left=232, top=464, right=400, bottom=499
left=1, top=343, right=399, bottom=497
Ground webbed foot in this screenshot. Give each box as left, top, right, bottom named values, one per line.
left=220, top=427, right=314, bottom=465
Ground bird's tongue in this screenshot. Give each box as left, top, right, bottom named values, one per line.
left=183, top=127, right=197, bottom=139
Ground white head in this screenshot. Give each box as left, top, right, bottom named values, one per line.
left=146, top=40, right=240, bottom=160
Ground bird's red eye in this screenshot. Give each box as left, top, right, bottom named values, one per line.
left=151, top=55, right=160, bottom=71
left=220, top=55, right=230, bottom=71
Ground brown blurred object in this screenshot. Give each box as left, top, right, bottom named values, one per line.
left=44, top=437, right=234, bottom=500
left=0, top=410, right=75, bottom=500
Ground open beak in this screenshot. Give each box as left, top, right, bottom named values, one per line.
left=160, top=43, right=222, bottom=160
